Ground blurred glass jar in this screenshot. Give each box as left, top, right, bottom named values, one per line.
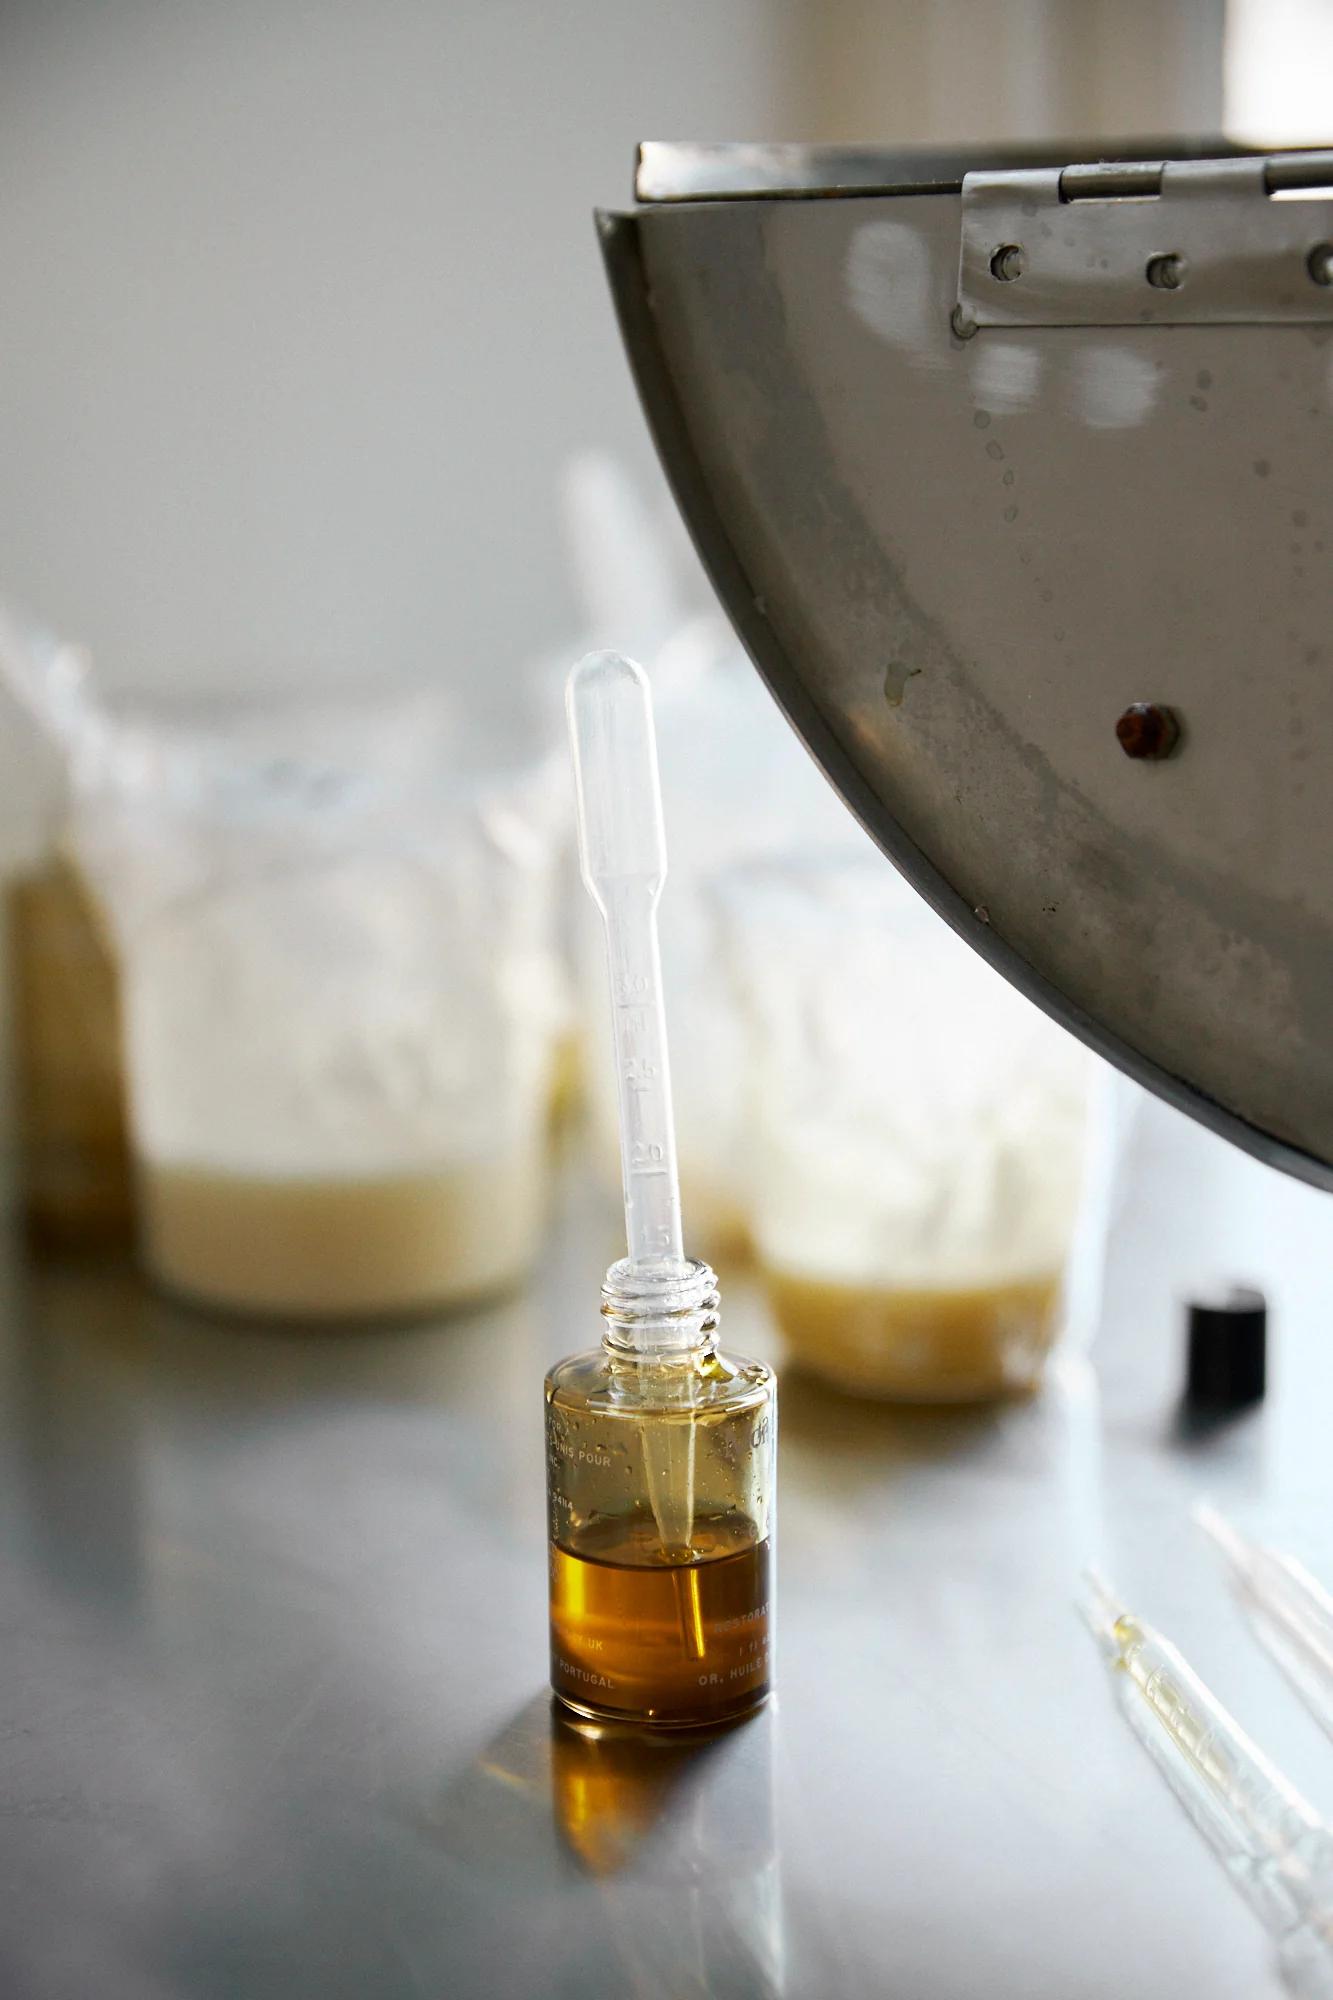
left=69, top=691, right=563, bottom=1321
left=715, top=856, right=1091, bottom=1401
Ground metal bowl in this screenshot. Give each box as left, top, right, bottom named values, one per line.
left=602, top=141, right=1333, bottom=1188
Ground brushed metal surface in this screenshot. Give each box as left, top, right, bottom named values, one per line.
left=600, top=173, right=1333, bottom=1186
left=0, top=1157, right=1327, bottom=1999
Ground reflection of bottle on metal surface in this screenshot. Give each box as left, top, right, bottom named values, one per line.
left=550, top=1704, right=785, bottom=1996
left=548, top=653, right=775, bottom=1727
left=549, top=1704, right=747, bottom=1875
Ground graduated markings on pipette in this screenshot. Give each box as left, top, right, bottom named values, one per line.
left=614, top=981, right=670, bottom=1128
left=615, top=974, right=657, bottom=1055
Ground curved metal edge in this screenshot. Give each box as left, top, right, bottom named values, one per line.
left=596, top=206, right=1333, bottom=1195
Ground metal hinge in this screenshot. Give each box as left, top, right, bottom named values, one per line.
left=954, top=152, right=1333, bottom=334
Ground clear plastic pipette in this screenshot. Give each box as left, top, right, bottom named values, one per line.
left=568, top=650, right=685, bottom=1286
left=1082, top=1572, right=1333, bottom=1998
left=567, top=651, right=699, bottom=1556
left=1198, top=1505, right=1333, bottom=1745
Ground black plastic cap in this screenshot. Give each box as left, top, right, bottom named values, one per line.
left=1186, top=1286, right=1267, bottom=1411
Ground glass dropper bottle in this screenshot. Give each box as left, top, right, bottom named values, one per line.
left=546, top=651, right=776, bottom=1728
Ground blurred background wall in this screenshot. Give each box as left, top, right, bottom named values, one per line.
left=803, top=0, right=1225, bottom=144
left=1, top=0, right=1323, bottom=734
left=0, top=0, right=803, bottom=739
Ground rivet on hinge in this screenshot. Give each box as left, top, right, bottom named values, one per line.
left=989, top=243, right=1026, bottom=282
left=1146, top=252, right=1188, bottom=290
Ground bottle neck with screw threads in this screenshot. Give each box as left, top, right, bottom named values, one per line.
left=599, top=1256, right=719, bottom=1363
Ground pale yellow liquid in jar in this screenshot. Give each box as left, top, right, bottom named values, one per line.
left=765, top=1267, right=1061, bottom=1401
left=139, top=1150, right=543, bottom=1320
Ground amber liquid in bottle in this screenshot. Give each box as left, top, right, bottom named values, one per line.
left=550, top=1510, right=771, bottom=1725
left=545, top=1283, right=776, bottom=1729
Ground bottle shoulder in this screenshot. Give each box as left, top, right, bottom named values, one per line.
left=545, top=1343, right=774, bottom=1418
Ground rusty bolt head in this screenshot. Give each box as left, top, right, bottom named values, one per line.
left=1116, top=703, right=1181, bottom=760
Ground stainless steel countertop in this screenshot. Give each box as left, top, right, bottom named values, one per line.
left=2, top=1141, right=1330, bottom=2000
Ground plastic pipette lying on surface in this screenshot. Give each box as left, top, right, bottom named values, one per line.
left=1198, top=1506, right=1333, bottom=1746
left=1082, top=1572, right=1333, bottom=1998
